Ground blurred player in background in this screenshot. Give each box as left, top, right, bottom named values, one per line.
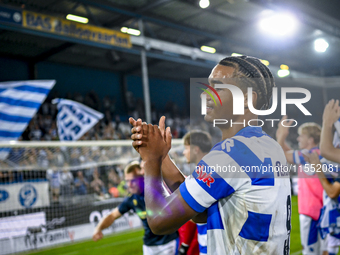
left=304, top=99, right=340, bottom=255
left=179, top=130, right=211, bottom=255
left=131, top=56, right=291, bottom=254
left=92, top=161, right=179, bottom=255
left=276, top=118, right=326, bottom=255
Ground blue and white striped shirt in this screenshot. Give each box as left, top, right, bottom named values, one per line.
left=179, top=126, right=291, bottom=254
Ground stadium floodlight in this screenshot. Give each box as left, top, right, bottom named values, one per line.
left=314, top=38, right=329, bottom=52
left=278, top=69, right=290, bottom=78
left=261, top=59, right=270, bottom=66
left=259, top=13, right=298, bottom=36
left=120, top=27, right=141, bottom=36
left=231, top=53, right=243, bottom=57
left=280, top=64, right=289, bottom=70
left=201, top=45, right=216, bottom=53
left=199, top=0, right=210, bottom=9
left=66, top=14, right=88, bottom=24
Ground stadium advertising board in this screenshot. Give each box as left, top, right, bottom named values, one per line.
left=0, top=182, right=50, bottom=212
left=0, top=211, right=46, bottom=239
left=22, top=10, right=132, bottom=48
left=0, top=216, right=141, bottom=255
left=0, top=199, right=142, bottom=255
left=0, top=6, right=22, bottom=25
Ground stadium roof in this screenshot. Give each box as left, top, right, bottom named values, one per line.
left=1, top=0, right=340, bottom=81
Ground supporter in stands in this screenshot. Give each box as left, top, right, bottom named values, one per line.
left=59, top=164, right=74, bottom=197
left=107, top=168, right=120, bottom=187
left=7, top=147, right=25, bottom=165
left=74, top=170, right=89, bottom=195
left=69, top=148, right=81, bottom=166
left=46, top=168, right=60, bottom=202
left=51, top=147, right=66, bottom=167
left=29, top=123, right=43, bottom=141
left=37, top=149, right=49, bottom=168
left=90, top=168, right=106, bottom=198
left=92, top=162, right=179, bottom=254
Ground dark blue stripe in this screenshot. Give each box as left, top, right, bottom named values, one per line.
left=0, top=148, right=11, bottom=152
left=294, top=147, right=322, bottom=165
left=307, top=218, right=318, bottom=245
left=0, top=96, right=40, bottom=108
left=0, top=85, right=50, bottom=94
left=0, top=130, right=22, bottom=138
left=0, top=112, right=31, bottom=123
left=193, top=160, right=235, bottom=200
left=207, top=202, right=224, bottom=230
left=225, top=139, right=274, bottom=186
left=179, top=182, right=206, bottom=213
left=199, top=244, right=207, bottom=254
left=234, top=126, right=270, bottom=138
left=239, top=211, right=272, bottom=242
left=197, top=223, right=207, bottom=235
left=175, top=237, right=179, bottom=255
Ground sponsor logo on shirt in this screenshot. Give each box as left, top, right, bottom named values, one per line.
left=196, top=165, right=215, bottom=188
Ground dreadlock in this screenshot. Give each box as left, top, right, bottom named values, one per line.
left=218, top=55, right=275, bottom=110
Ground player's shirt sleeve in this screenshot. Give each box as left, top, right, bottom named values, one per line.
left=293, top=148, right=322, bottom=165
left=179, top=149, right=245, bottom=213
left=118, top=196, right=132, bottom=215
left=292, top=149, right=309, bottom=164
left=335, top=118, right=340, bottom=136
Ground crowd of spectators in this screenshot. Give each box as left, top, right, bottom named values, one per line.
left=0, top=90, right=191, bottom=204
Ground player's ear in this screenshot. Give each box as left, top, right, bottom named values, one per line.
left=244, top=91, right=257, bottom=110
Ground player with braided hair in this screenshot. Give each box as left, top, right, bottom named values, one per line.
left=130, top=55, right=291, bottom=254
left=218, top=56, right=275, bottom=110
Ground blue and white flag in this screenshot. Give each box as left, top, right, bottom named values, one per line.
left=0, top=80, right=56, bottom=159
left=52, top=98, right=103, bottom=141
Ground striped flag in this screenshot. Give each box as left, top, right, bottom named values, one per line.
left=0, top=80, right=56, bottom=159
left=52, top=98, right=103, bottom=141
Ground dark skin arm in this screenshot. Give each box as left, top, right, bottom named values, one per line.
left=138, top=123, right=199, bottom=235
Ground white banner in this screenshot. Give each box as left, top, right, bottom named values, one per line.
left=0, top=212, right=46, bottom=239
left=0, top=182, right=50, bottom=212
left=52, top=98, right=104, bottom=141
left=0, top=213, right=142, bottom=255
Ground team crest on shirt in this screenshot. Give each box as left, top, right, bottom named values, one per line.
left=133, top=199, right=138, bottom=206
left=195, top=165, right=215, bottom=188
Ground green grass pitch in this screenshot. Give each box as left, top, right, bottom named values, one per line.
left=21, top=196, right=318, bottom=255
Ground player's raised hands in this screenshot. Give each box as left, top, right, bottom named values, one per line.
left=138, top=123, right=172, bottom=162
left=276, top=115, right=294, bottom=140
left=322, top=99, right=340, bottom=127
left=303, top=151, right=321, bottom=165
left=129, top=117, right=143, bottom=153
left=129, top=116, right=169, bottom=154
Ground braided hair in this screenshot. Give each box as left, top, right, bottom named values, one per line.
left=218, top=56, right=275, bottom=110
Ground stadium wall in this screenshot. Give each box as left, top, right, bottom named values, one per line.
left=0, top=197, right=142, bottom=255
left=0, top=57, right=189, bottom=115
